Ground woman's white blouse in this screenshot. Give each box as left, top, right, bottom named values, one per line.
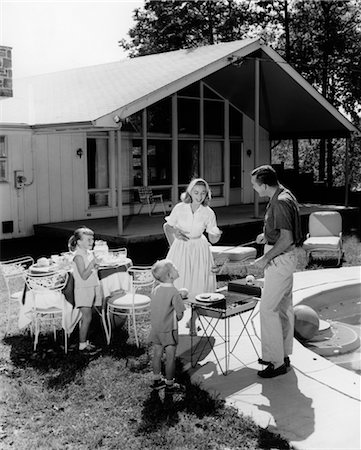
left=165, top=202, right=220, bottom=239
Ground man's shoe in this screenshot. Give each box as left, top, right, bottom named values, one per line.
left=152, top=379, right=166, bottom=390
left=257, top=363, right=287, bottom=378
left=258, top=356, right=290, bottom=367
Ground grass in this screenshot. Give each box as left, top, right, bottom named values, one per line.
left=0, top=234, right=360, bottom=449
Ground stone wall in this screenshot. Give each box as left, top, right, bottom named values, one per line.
left=0, top=46, right=12, bottom=98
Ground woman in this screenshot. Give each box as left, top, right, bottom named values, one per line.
left=164, top=178, right=222, bottom=334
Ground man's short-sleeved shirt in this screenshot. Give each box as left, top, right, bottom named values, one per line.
left=264, top=185, right=302, bottom=246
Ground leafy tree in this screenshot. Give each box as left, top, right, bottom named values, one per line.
left=120, top=0, right=361, bottom=190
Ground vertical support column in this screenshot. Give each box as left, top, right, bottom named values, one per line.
left=142, top=108, right=147, bottom=186
left=344, top=136, right=350, bottom=207
left=254, top=58, right=260, bottom=218
left=172, top=94, right=178, bottom=204
left=116, top=128, right=123, bottom=235
left=109, top=130, right=116, bottom=209
left=200, top=82, right=204, bottom=178
left=224, top=100, right=230, bottom=203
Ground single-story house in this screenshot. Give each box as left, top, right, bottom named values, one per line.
left=0, top=38, right=357, bottom=239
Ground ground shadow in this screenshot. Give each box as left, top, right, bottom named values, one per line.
left=258, top=369, right=315, bottom=443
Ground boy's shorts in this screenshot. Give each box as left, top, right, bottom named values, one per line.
left=149, top=329, right=178, bottom=347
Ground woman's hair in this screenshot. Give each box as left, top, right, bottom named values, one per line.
left=180, top=178, right=211, bottom=206
left=68, top=226, right=94, bottom=251
left=151, top=259, right=174, bottom=283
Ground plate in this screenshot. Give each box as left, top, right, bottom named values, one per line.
left=195, top=293, right=225, bottom=303
left=30, top=264, right=60, bottom=273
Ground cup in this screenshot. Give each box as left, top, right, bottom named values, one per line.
left=179, top=288, right=188, bottom=299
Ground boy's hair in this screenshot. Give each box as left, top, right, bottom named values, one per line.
left=68, top=226, right=94, bottom=251
left=180, top=178, right=211, bottom=205
left=251, top=165, right=278, bottom=187
left=152, top=259, right=174, bottom=283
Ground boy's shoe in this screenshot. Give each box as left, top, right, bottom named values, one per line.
left=258, top=356, right=290, bottom=367
left=79, top=343, right=101, bottom=356
left=165, top=382, right=183, bottom=394
left=152, top=379, right=166, bottom=390
left=257, top=363, right=287, bottom=378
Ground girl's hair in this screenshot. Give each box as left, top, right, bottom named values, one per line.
left=152, top=259, right=174, bottom=283
left=180, top=178, right=211, bottom=206
left=68, top=227, right=94, bottom=251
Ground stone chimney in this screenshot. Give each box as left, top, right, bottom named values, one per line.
left=0, top=46, right=13, bottom=99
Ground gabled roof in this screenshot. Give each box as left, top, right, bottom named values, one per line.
left=0, top=38, right=357, bottom=138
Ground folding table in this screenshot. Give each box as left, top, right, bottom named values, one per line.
left=188, top=286, right=261, bottom=375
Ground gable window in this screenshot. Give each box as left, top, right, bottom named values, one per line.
left=0, top=136, right=8, bottom=182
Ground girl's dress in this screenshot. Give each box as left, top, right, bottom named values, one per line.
left=72, top=249, right=101, bottom=308
left=165, top=202, right=220, bottom=296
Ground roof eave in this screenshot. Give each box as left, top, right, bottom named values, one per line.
left=94, top=39, right=262, bottom=127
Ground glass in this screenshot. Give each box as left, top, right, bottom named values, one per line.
left=147, top=140, right=172, bottom=185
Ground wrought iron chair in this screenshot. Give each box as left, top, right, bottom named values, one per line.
left=106, top=266, right=154, bottom=347
left=0, top=256, right=34, bottom=336
left=25, top=270, right=69, bottom=352
left=303, top=211, right=343, bottom=265
left=137, top=187, right=166, bottom=216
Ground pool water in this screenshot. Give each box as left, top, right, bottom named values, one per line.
left=315, top=298, right=361, bottom=375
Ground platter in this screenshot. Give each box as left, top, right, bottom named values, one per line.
left=195, top=293, right=225, bottom=304
left=30, top=264, right=60, bottom=273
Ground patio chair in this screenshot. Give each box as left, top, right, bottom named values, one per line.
left=137, top=187, right=166, bottom=216
left=25, top=270, right=69, bottom=352
left=106, top=266, right=155, bottom=347
left=303, top=211, right=343, bottom=265
left=0, top=256, right=34, bottom=336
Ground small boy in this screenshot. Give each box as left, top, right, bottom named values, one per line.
left=149, top=259, right=185, bottom=392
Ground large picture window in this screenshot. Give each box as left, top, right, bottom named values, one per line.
left=147, top=140, right=172, bottom=185
left=178, top=98, right=200, bottom=135
left=204, top=141, right=223, bottom=184
left=178, top=141, right=199, bottom=184
left=230, top=141, right=242, bottom=188
left=147, top=98, right=172, bottom=134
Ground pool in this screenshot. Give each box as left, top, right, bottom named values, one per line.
left=297, top=283, right=361, bottom=375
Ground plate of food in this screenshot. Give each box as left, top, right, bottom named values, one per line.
left=195, top=293, right=225, bottom=303
left=31, top=258, right=60, bottom=273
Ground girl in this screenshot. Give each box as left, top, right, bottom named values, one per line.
left=68, top=227, right=102, bottom=354
left=164, top=178, right=222, bottom=334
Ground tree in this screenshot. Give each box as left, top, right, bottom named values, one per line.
left=119, top=0, right=361, bottom=189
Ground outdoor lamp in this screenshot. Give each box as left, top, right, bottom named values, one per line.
left=76, top=148, right=83, bottom=158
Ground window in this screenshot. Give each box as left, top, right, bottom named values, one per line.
left=204, top=100, right=224, bottom=136
left=178, top=141, right=199, bottom=184
left=132, top=139, right=142, bottom=186
left=147, top=140, right=172, bottom=185
left=178, top=98, right=200, bottom=135
left=0, top=136, right=8, bottom=182
left=230, top=141, right=242, bottom=188
left=147, top=98, right=171, bottom=134
left=229, top=106, right=243, bottom=137
left=87, top=136, right=110, bottom=207
left=204, top=141, right=223, bottom=184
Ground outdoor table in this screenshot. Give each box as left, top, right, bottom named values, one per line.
left=187, top=287, right=260, bottom=375
left=19, top=258, right=133, bottom=341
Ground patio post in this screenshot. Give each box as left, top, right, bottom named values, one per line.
left=253, top=57, right=260, bottom=218
left=116, top=128, right=123, bottom=235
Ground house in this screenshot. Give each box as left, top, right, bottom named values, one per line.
left=0, top=39, right=357, bottom=239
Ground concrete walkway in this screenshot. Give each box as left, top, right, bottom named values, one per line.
left=177, top=266, right=361, bottom=450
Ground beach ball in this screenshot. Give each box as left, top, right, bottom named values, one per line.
left=294, top=305, right=320, bottom=341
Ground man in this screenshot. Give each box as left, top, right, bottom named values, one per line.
left=251, top=165, right=302, bottom=378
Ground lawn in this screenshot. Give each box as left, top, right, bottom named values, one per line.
left=0, top=234, right=360, bottom=449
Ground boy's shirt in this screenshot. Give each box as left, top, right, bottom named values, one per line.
left=150, top=283, right=185, bottom=332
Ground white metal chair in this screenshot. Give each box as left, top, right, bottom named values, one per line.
left=303, top=211, right=343, bottom=265
left=0, top=256, right=34, bottom=336
left=25, top=270, right=69, bottom=352
left=106, top=266, right=154, bottom=347
left=137, top=187, right=166, bottom=216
